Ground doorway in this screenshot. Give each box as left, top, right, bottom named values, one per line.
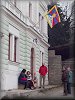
left=30, top=48, right=35, bottom=79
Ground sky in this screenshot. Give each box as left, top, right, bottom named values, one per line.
left=57, top=0, right=74, bottom=17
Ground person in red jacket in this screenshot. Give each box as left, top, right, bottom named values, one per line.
left=39, top=63, right=47, bottom=88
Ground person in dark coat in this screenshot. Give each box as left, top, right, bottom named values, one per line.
left=62, top=67, right=68, bottom=95
left=18, top=69, right=27, bottom=89
left=67, top=66, right=73, bottom=94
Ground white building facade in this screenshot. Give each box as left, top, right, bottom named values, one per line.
left=0, top=0, right=50, bottom=90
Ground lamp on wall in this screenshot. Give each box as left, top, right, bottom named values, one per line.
left=33, top=38, right=37, bottom=44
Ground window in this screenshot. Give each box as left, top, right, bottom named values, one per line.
left=41, top=16, right=44, bottom=32
left=14, top=0, right=16, bottom=6
left=14, top=36, right=17, bottom=62
left=8, top=33, right=11, bottom=60
left=40, top=51, right=44, bottom=66
left=10, top=0, right=16, bottom=6
left=29, top=2, right=32, bottom=18
left=8, top=33, right=18, bottom=62
left=8, top=33, right=13, bottom=61
left=39, top=13, right=41, bottom=27
left=42, top=52, right=44, bottom=64
left=39, top=13, right=44, bottom=32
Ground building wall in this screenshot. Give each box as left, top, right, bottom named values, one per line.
left=48, top=50, right=62, bottom=85
left=1, top=0, right=49, bottom=90
left=1, top=10, right=27, bottom=90
left=25, top=29, right=48, bottom=85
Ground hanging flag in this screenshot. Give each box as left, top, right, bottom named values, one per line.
left=45, top=5, right=61, bottom=28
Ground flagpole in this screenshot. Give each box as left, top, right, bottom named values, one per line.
left=33, top=11, right=48, bottom=27
left=33, top=21, right=40, bottom=27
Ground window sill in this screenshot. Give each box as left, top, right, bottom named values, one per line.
left=8, top=60, right=20, bottom=66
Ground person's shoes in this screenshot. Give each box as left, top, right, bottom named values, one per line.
left=31, top=87, right=34, bottom=90
left=34, top=87, right=36, bottom=89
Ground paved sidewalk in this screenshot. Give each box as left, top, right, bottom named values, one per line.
left=1, top=85, right=74, bottom=99
left=0, top=85, right=59, bottom=99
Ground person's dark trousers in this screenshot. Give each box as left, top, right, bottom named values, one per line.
left=27, top=80, right=33, bottom=89
left=63, top=82, right=67, bottom=95
left=67, top=83, right=71, bottom=94
left=18, top=80, right=27, bottom=89
left=24, top=82, right=27, bottom=89
left=27, top=80, right=30, bottom=88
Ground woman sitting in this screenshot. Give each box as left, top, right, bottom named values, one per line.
left=18, top=69, right=27, bottom=89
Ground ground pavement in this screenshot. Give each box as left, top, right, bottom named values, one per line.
left=1, top=85, right=75, bottom=99
left=28, top=86, right=74, bottom=99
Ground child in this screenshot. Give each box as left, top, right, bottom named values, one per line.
left=26, top=71, right=34, bottom=89
left=33, top=76, right=38, bottom=89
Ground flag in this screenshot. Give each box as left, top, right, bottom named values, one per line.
left=45, top=5, right=61, bottom=28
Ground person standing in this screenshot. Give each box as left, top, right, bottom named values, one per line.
left=39, top=63, right=47, bottom=88
left=62, top=67, right=68, bottom=95
left=67, top=66, right=73, bottom=94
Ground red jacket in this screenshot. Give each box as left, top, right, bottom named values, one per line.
left=39, top=65, right=47, bottom=76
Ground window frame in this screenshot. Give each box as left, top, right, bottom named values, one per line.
left=29, top=2, right=32, bottom=18
left=8, top=33, right=19, bottom=62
